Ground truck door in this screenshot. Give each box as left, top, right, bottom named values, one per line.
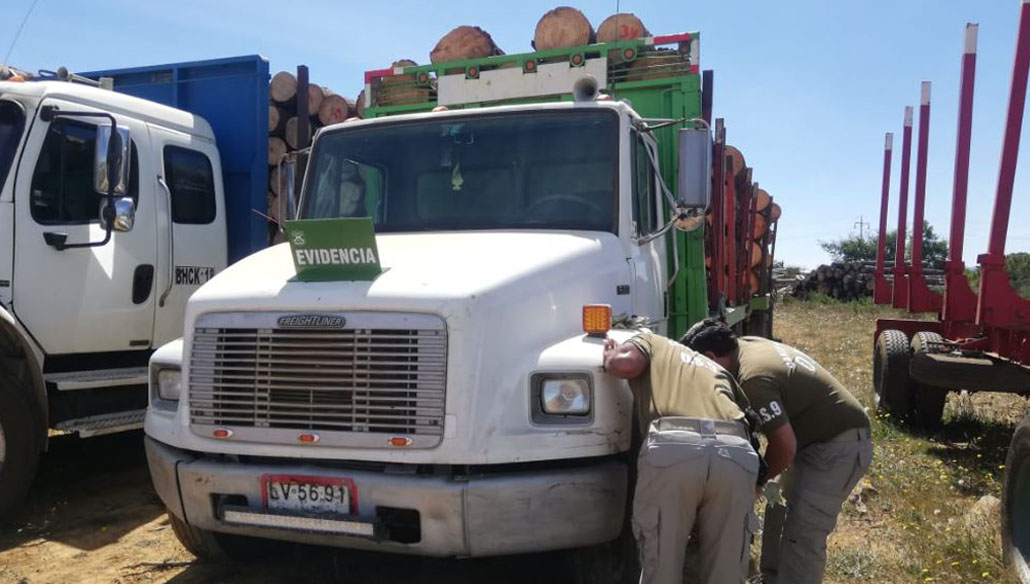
left=12, top=98, right=158, bottom=354
left=628, top=131, right=669, bottom=333
left=149, top=125, right=227, bottom=346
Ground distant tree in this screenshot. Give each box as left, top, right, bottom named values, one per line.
left=819, top=221, right=947, bottom=267
left=1006, top=252, right=1030, bottom=297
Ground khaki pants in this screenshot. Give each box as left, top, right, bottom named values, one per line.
left=632, top=417, right=759, bottom=584
left=770, top=427, right=873, bottom=584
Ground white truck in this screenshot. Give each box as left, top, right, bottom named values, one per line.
left=0, top=57, right=271, bottom=516
left=142, top=35, right=778, bottom=572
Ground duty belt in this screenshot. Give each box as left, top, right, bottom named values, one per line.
left=654, top=416, right=749, bottom=440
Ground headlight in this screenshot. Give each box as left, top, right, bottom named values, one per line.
left=156, top=368, right=182, bottom=401
left=541, top=378, right=590, bottom=415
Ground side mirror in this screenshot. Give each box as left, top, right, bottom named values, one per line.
left=94, top=124, right=130, bottom=195
left=99, top=197, right=136, bottom=232
left=677, top=127, right=712, bottom=211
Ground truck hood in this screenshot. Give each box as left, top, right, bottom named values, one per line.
left=188, top=230, right=630, bottom=315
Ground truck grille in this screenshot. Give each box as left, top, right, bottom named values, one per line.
left=188, top=313, right=446, bottom=441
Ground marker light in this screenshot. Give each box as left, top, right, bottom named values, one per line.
left=298, top=433, right=320, bottom=444
left=389, top=437, right=412, bottom=447
left=582, top=304, right=612, bottom=335
left=212, top=428, right=233, bottom=439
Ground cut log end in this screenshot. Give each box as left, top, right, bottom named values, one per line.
left=596, top=13, right=650, bottom=43
left=430, top=25, right=503, bottom=64
left=319, top=94, right=352, bottom=126
left=270, top=71, right=297, bottom=104
left=533, top=6, right=595, bottom=50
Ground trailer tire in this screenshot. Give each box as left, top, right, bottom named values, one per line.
left=874, top=329, right=911, bottom=419
left=910, top=332, right=948, bottom=428
left=1003, top=413, right=1030, bottom=584
left=169, top=511, right=277, bottom=562
left=571, top=527, right=638, bottom=584
left=0, top=374, right=41, bottom=520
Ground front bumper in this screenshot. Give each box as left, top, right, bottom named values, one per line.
left=145, top=437, right=627, bottom=557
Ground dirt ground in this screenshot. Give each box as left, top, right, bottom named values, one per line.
left=0, top=300, right=1026, bottom=583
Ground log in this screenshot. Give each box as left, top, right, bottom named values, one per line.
left=268, top=136, right=287, bottom=166
left=356, top=90, right=366, bottom=118
left=770, top=202, right=782, bottom=222
left=318, top=94, right=351, bottom=126
left=725, top=145, right=746, bottom=176
left=270, top=71, right=297, bottom=104
left=755, top=188, right=771, bottom=212
left=382, top=59, right=418, bottom=86
left=533, top=7, right=595, bottom=50
left=269, top=166, right=281, bottom=196
left=284, top=117, right=299, bottom=150
left=750, top=243, right=764, bottom=268
left=596, top=13, right=650, bottom=43
left=430, top=26, right=504, bottom=64
left=269, top=105, right=286, bottom=136
left=752, top=213, right=768, bottom=240
left=307, top=84, right=325, bottom=117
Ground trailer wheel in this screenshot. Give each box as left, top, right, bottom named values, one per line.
left=874, top=329, right=911, bottom=419
left=0, top=374, right=41, bottom=519
left=1003, top=414, right=1030, bottom=584
left=168, top=511, right=278, bottom=561
left=910, top=332, right=948, bottom=428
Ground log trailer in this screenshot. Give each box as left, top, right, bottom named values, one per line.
left=870, top=2, right=1030, bottom=581
left=140, top=32, right=780, bottom=574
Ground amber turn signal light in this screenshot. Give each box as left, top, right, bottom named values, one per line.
left=582, top=304, right=612, bottom=335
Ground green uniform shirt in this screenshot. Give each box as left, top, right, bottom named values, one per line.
left=735, top=336, right=869, bottom=449
left=626, top=332, right=750, bottom=433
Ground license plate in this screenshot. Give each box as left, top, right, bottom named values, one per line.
left=262, top=474, right=355, bottom=516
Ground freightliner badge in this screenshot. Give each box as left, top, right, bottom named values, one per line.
left=284, top=218, right=383, bottom=282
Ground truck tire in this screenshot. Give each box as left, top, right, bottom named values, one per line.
left=910, top=332, right=948, bottom=428
left=0, top=374, right=41, bottom=519
left=168, top=511, right=277, bottom=562
left=874, top=329, right=911, bottom=419
left=571, top=528, right=638, bottom=584
left=1003, top=413, right=1030, bottom=584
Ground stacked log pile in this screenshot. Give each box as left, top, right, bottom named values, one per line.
left=790, top=261, right=945, bottom=301
left=267, top=70, right=361, bottom=240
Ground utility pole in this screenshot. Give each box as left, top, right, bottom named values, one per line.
left=854, top=215, right=871, bottom=239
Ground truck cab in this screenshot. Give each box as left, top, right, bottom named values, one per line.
left=0, top=56, right=268, bottom=517
left=142, top=34, right=775, bottom=569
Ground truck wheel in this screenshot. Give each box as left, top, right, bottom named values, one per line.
left=874, top=330, right=911, bottom=419
left=910, top=332, right=948, bottom=428
left=168, top=511, right=277, bottom=562
left=1003, top=414, right=1030, bottom=584
left=0, top=375, right=41, bottom=519
left=571, top=528, right=638, bottom=584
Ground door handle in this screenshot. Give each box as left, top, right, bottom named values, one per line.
left=133, top=264, right=155, bottom=304
left=157, top=175, right=175, bottom=307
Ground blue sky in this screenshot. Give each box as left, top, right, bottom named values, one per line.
left=3, top=0, right=1028, bottom=269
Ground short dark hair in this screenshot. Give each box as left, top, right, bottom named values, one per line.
left=680, top=318, right=738, bottom=357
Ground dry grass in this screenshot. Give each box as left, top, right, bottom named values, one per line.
left=774, top=298, right=1027, bottom=584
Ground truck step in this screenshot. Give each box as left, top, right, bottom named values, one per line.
left=54, top=409, right=145, bottom=437
left=45, top=367, right=148, bottom=391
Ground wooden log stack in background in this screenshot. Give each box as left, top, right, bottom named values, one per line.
left=267, top=69, right=364, bottom=244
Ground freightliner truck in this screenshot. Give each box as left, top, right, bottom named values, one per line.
left=0, top=57, right=271, bottom=516
left=141, top=34, right=780, bottom=574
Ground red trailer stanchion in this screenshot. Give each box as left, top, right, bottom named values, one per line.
left=942, top=24, right=980, bottom=334
left=893, top=106, right=914, bottom=309
left=874, top=132, right=894, bottom=304
left=908, top=82, right=944, bottom=314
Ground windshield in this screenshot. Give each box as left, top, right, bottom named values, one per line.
left=0, top=100, right=25, bottom=192
left=301, top=110, right=618, bottom=233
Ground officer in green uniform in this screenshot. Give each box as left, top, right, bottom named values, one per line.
left=682, top=319, right=872, bottom=584
left=603, top=331, right=759, bottom=584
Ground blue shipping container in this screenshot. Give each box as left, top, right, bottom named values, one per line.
left=83, top=55, right=270, bottom=263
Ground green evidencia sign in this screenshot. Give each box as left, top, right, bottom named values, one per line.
left=284, top=218, right=383, bottom=281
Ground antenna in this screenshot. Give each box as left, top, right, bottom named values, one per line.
left=3, top=0, right=43, bottom=67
